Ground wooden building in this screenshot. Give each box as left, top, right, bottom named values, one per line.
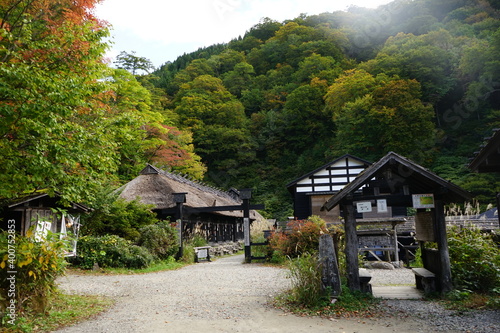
left=118, top=164, right=264, bottom=242
left=469, top=128, right=500, bottom=226
left=322, top=152, right=472, bottom=293
left=0, top=192, right=88, bottom=256
left=286, top=154, right=371, bottom=223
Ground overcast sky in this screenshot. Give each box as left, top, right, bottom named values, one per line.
left=94, top=0, right=393, bottom=68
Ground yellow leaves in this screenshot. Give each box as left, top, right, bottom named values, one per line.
left=18, top=257, right=33, bottom=267
left=29, top=270, right=37, bottom=280
left=0, top=260, right=5, bottom=269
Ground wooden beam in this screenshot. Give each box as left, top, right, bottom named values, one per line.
left=187, top=204, right=265, bottom=213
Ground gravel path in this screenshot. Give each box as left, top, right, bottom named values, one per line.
left=55, top=255, right=499, bottom=333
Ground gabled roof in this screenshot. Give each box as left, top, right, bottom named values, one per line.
left=5, top=192, right=89, bottom=212
left=286, top=154, right=371, bottom=190
left=323, top=152, right=472, bottom=211
left=469, top=128, right=500, bottom=173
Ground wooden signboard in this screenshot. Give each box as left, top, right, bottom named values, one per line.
left=415, top=211, right=435, bottom=242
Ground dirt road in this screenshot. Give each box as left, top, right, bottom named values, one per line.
left=54, top=255, right=468, bottom=333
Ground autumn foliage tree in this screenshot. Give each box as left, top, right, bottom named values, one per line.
left=0, top=1, right=206, bottom=204
left=0, top=0, right=114, bottom=203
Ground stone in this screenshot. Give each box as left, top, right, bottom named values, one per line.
left=366, top=261, right=395, bottom=270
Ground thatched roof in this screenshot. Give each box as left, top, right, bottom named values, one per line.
left=118, top=165, right=260, bottom=219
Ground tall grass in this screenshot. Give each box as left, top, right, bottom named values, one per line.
left=286, top=253, right=326, bottom=308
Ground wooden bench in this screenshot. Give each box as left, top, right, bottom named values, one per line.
left=359, top=268, right=372, bottom=294
left=194, top=246, right=211, bottom=262
left=412, top=267, right=436, bottom=293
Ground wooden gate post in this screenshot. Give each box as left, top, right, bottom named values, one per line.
left=319, top=234, right=342, bottom=299
left=240, top=189, right=252, bottom=263
left=173, top=193, right=187, bottom=260
left=343, top=203, right=361, bottom=291
left=434, top=199, right=453, bottom=293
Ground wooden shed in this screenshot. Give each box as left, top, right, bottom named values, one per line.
left=323, top=152, right=472, bottom=293
left=0, top=192, right=88, bottom=256
left=286, top=154, right=371, bottom=223
left=469, top=128, right=500, bottom=227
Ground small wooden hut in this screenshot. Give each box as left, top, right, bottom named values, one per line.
left=118, top=164, right=263, bottom=242
left=322, top=152, right=472, bottom=293
left=0, top=192, right=88, bottom=256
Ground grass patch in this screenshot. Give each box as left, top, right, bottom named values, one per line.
left=3, top=293, right=114, bottom=333
left=67, top=258, right=187, bottom=275
left=274, top=285, right=382, bottom=319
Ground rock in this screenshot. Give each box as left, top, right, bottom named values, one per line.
left=365, top=261, right=395, bottom=270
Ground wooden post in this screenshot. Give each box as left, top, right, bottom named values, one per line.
left=240, top=189, right=252, bottom=263
left=434, top=199, right=453, bottom=293
left=343, top=203, right=360, bottom=291
left=393, top=223, right=399, bottom=264
left=496, top=192, right=500, bottom=228
left=173, top=193, right=187, bottom=260
left=319, top=234, right=342, bottom=298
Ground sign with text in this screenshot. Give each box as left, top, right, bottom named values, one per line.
left=356, top=201, right=372, bottom=213
left=412, top=194, right=435, bottom=209
left=377, top=199, right=388, bottom=213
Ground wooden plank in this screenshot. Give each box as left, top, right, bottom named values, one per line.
left=372, top=286, right=423, bottom=299
left=412, top=267, right=435, bottom=278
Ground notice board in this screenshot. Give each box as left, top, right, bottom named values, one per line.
left=415, top=211, right=435, bottom=242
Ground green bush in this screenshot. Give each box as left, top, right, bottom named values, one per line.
left=81, top=191, right=159, bottom=241
left=286, top=253, right=326, bottom=308
left=69, top=235, right=154, bottom=269
left=137, top=221, right=178, bottom=260
left=447, top=226, right=500, bottom=293
left=0, top=230, right=68, bottom=322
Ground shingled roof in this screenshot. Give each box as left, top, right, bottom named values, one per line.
left=469, top=128, right=500, bottom=173
left=323, top=152, right=472, bottom=211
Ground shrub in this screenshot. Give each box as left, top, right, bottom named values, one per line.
left=69, top=235, right=154, bottom=269
left=0, top=230, right=68, bottom=320
left=447, top=226, right=500, bottom=293
left=286, top=253, right=326, bottom=308
left=137, top=221, right=178, bottom=260
left=268, top=216, right=328, bottom=259
left=81, top=191, right=159, bottom=241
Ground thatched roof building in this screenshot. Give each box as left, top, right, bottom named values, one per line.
left=118, top=164, right=261, bottom=220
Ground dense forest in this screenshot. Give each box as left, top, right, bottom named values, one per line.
left=1, top=0, right=500, bottom=220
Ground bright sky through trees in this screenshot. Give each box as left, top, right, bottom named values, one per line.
left=95, top=0, right=393, bottom=67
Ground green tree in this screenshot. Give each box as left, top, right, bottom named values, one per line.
left=222, top=62, right=255, bottom=97
left=114, top=51, right=155, bottom=75
left=361, top=30, right=458, bottom=104
left=173, top=75, right=255, bottom=176
left=283, top=78, right=332, bottom=152
left=109, top=69, right=206, bottom=180
left=326, top=71, right=436, bottom=163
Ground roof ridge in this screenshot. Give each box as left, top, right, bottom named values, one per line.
left=145, top=165, right=241, bottom=202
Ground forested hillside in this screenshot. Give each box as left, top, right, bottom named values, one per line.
left=141, top=0, right=500, bottom=218
left=2, top=0, right=499, bottom=220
